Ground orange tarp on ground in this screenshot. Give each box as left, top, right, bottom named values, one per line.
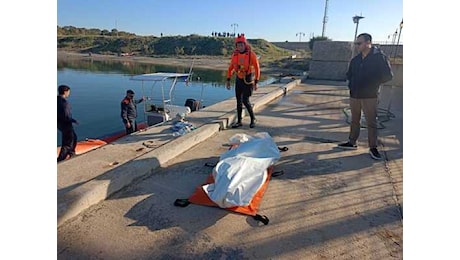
left=188, top=166, right=274, bottom=216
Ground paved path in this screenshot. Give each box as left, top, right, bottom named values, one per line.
left=58, top=80, right=403, bottom=259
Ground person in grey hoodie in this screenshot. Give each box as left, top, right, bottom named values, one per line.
left=121, top=89, right=145, bottom=134
left=338, top=33, right=393, bottom=160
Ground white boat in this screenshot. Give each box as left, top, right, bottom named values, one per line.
left=129, top=72, right=201, bottom=126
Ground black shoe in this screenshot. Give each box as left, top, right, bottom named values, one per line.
left=231, top=122, right=243, bottom=128
left=249, top=119, right=257, bottom=128
left=369, top=148, right=383, bottom=160
left=337, top=142, right=357, bottom=150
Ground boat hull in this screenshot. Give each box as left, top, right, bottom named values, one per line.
left=57, top=122, right=148, bottom=160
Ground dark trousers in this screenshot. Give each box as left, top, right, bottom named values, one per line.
left=57, top=125, right=77, bottom=162
left=235, top=78, right=255, bottom=123
left=125, top=119, right=137, bottom=135
left=349, top=97, right=378, bottom=149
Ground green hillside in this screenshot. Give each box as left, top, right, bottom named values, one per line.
left=57, top=26, right=290, bottom=60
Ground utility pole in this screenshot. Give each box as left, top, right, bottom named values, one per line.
left=351, top=15, right=364, bottom=58
left=352, top=15, right=364, bottom=41
left=393, top=19, right=403, bottom=62
left=390, top=28, right=398, bottom=60
left=392, top=29, right=398, bottom=45
left=115, top=20, right=119, bottom=37
left=231, top=23, right=238, bottom=35
left=296, top=32, right=306, bottom=42
left=321, top=0, right=329, bottom=37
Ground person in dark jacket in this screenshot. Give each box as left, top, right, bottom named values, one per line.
left=121, top=89, right=145, bottom=134
left=57, top=85, right=79, bottom=162
left=338, top=33, right=393, bottom=160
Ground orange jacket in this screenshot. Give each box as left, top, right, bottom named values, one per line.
left=227, top=49, right=260, bottom=82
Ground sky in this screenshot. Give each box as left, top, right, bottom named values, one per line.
left=57, top=0, right=403, bottom=43
left=6, top=0, right=460, bottom=258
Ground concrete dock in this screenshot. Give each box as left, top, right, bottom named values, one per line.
left=58, top=79, right=403, bottom=259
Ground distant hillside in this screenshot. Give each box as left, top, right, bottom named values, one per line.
left=57, top=26, right=290, bottom=60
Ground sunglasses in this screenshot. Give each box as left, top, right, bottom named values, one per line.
left=354, top=41, right=365, bottom=45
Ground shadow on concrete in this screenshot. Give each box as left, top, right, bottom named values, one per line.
left=113, top=156, right=234, bottom=232
left=303, top=79, right=348, bottom=86
left=238, top=205, right=402, bottom=259
left=97, top=153, right=401, bottom=258
left=58, top=81, right=403, bottom=259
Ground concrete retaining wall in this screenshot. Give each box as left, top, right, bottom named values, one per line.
left=309, top=60, right=349, bottom=81
left=311, top=41, right=353, bottom=61
left=386, top=64, right=403, bottom=87
left=309, top=41, right=351, bottom=81
left=309, top=41, right=403, bottom=86
left=376, top=44, right=403, bottom=58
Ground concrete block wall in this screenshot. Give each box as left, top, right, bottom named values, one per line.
left=311, top=41, right=353, bottom=61
left=309, top=41, right=352, bottom=81
left=376, top=44, right=403, bottom=58
left=309, top=61, right=349, bottom=81
left=385, top=64, right=403, bottom=87
left=309, top=41, right=403, bottom=86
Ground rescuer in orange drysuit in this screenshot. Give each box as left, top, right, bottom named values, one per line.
left=226, top=34, right=260, bottom=128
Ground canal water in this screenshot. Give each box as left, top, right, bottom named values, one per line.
left=57, top=58, right=274, bottom=145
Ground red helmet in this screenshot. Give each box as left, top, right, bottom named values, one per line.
left=235, top=34, right=247, bottom=45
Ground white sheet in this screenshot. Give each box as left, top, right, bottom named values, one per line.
left=203, top=132, right=280, bottom=208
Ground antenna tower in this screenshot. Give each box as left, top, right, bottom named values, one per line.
left=321, top=0, right=329, bottom=37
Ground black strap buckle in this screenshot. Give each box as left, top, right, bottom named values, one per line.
left=174, top=199, right=190, bottom=207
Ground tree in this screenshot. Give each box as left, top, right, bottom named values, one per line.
left=175, top=46, right=185, bottom=55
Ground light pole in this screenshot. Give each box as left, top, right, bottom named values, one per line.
left=352, top=15, right=364, bottom=58
left=352, top=15, right=364, bottom=41
left=392, top=29, right=398, bottom=45
left=393, top=19, right=403, bottom=61
left=115, top=20, right=118, bottom=37
left=390, top=29, right=398, bottom=61
left=231, top=23, right=238, bottom=35
left=296, top=32, right=306, bottom=42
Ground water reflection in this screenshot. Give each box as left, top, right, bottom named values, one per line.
left=57, top=58, right=272, bottom=146
left=57, top=58, right=269, bottom=83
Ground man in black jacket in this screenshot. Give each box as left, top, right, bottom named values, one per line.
left=121, top=89, right=145, bottom=134
left=338, top=33, right=393, bottom=160
left=57, top=85, right=79, bottom=162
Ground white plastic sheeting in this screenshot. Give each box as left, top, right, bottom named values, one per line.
left=202, top=132, right=281, bottom=208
